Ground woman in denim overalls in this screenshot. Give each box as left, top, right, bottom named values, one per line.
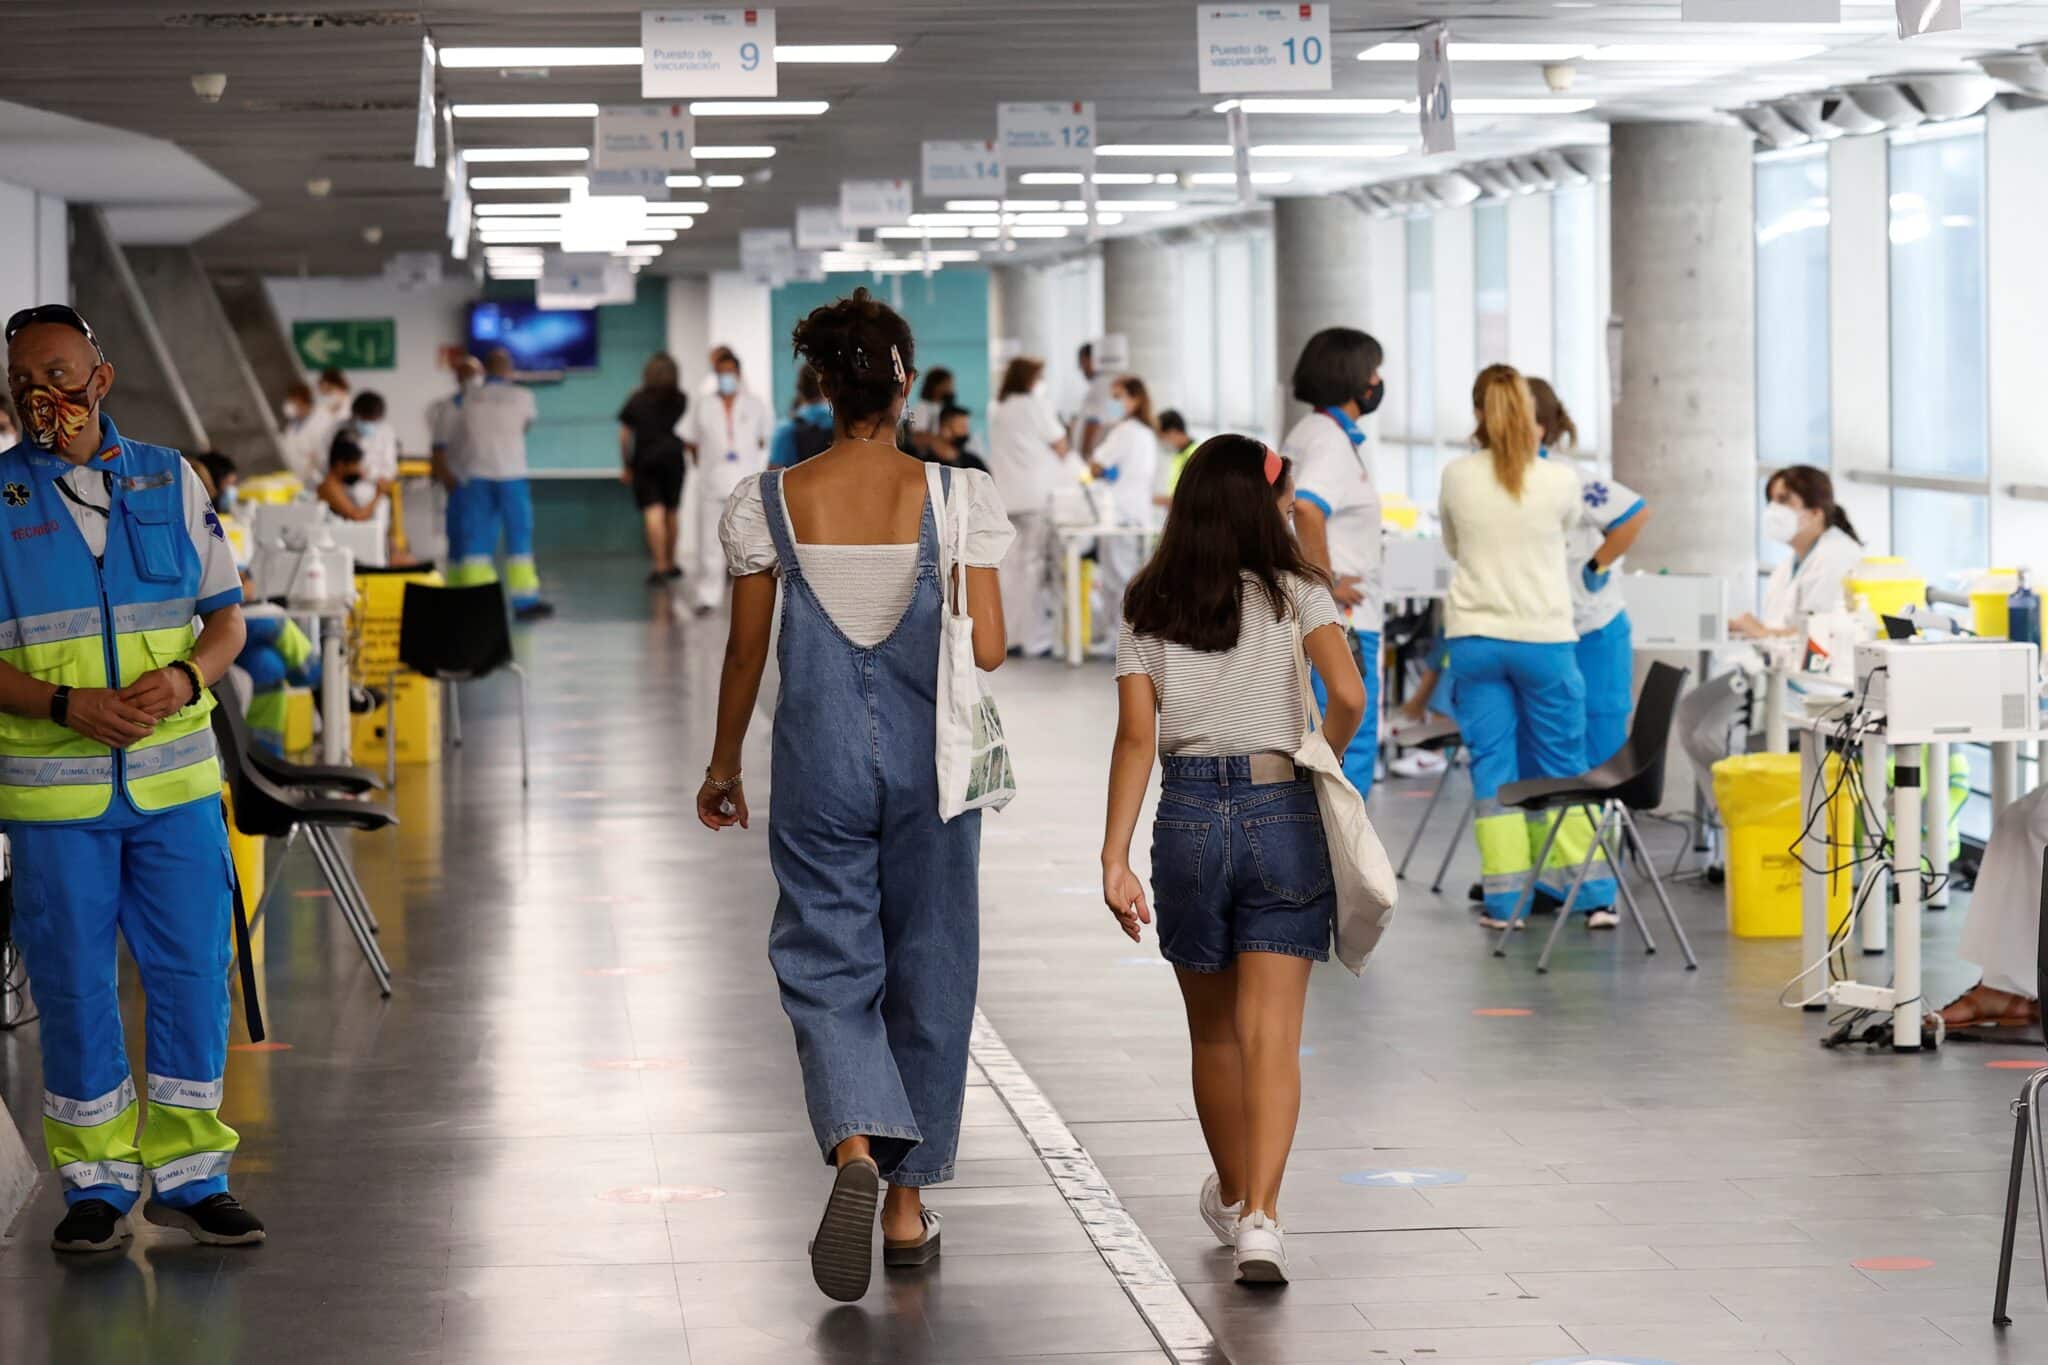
left=697, top=291, right=1011, bottom=1302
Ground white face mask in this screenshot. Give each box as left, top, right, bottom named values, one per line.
left=716, top=372, right=739, bottom=397
left=1762, top=501, right=1802, bottom=545
left=282, top=401, right=307, bottom=422
left=1031, top=380, right=1048, bottom=398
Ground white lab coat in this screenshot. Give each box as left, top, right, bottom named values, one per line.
left=1760, top=525, right=1864, bottom=633
left=1091, top=418, right=1158, bottom=642
left=678, top=389, right=775, bottom=610
left=1960, top=782, right=2048, bottom=1000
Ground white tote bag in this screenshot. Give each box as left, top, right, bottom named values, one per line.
left=927, top=464, right=1018, bottom=821
left=1291, top=621, right=1398, bottom=974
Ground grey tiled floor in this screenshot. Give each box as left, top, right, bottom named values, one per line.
left=4, top=557, right=2046, bottom=1365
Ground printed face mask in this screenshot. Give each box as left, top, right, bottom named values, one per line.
left=12, top=377, right=98, bottom=451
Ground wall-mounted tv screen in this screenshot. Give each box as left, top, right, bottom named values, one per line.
left=468, top=300, right=599, bottom=371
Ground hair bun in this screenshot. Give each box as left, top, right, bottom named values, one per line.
left=790, top=288, right=917, bottom=430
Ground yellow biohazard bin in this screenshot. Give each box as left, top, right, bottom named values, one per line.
left=349, top=568, right=443, bottom=768
left=1711, top=753, right=1852, bottom=939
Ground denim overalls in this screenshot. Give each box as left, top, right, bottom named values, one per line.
left=759, top=468, right=981, bottom=1187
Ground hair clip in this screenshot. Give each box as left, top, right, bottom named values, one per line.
left=1263, top=447, right=1283, bottom=486
left=890, top=345, right=905, bottom=384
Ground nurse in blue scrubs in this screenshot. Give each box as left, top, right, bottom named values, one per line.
left=1529, top=378, right=1650, bottom=768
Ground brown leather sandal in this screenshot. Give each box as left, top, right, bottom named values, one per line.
left=1927, top=984, right=2041, bottom=1033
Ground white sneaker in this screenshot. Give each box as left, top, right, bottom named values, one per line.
left=1198, top=1173, right=1242, bottom=1248
left=1388, top=750, right=1448, bottom=779
left=1588, top=909, right=1620, bottom=930
left=1233, top=1212, right=1289, bottom=1284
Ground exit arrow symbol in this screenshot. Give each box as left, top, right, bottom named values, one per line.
left=300, top=328, right=344, bottom=365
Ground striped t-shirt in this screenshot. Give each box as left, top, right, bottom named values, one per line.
left=1114, top=573, right=1342, bottom=757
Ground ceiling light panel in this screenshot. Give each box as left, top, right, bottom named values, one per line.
left=453, top=104, right=600, bottom=119
left=441, top=45, right=896, bottom=68
left=1360, top=42, right=1595, bottom=62
left=461, top=147, right=590, bottom=163
left=688, top=101, right=829, bottom=116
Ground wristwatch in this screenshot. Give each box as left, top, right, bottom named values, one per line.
left=49, top=685, right=72, bottom=728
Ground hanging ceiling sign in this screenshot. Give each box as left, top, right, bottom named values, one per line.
left=1417, top=23, right=1455, bottom=155
left=998, top=102, right=1096, bottom=168
left=1896, top=0, right=1961, bottom=37
left=641, top=8, right=777, bottom=98
left=414, top=36, right=438, bottom=169
left=597, top=103, right=694, bottom=169
left=739, top=226, right=797, bottom=284
left=1681, top=0, right=1839, bottom=18
left=922, top=140, right=1005, bottom=198
left=795, top=204, right=848, bottom=250
left=540, top=253, right=635, bottom=310
left=1197, top=4, right=1331, bottom=94
left=840, top=178, right=914, bottom=229
left=589, top=168, right=673, bottom=201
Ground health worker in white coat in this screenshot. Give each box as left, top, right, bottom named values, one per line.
left=1282, top=327, right=1386, bottom=801
left=679, top=345, right=773, bottom=616
left=1730, top=465, right=1864, bottom=640
left=1088, top=375, right=1159, bottom=641
left=987, top=356, right=1072, bottom=656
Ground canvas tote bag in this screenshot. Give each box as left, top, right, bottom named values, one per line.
left=927, top=463, right=1018, bottom=821
left=1291, top=618, right=1398, bottom=974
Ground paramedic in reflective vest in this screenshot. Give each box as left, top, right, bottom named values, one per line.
left=447, top=346, right=554, bottom=621
left=0, top=305, right=265, bottom=1253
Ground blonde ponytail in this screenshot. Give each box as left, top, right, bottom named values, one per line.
left=1471, top=363, right=1541, bottom=500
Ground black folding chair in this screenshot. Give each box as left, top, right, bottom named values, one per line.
left=212, top=692, right=396, bottom=997
left=1393, top=717, right=1479, bottom=895
left=1991, top=846, right=2048, bottom=1326
left=387, top=581, right=529, bottom=789
left=1492, top=661, right=1700, bottom=973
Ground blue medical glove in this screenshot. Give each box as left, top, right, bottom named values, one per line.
left=1582, top=560, right=1610, bottom=594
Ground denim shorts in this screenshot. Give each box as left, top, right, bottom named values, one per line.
left=1149, top=755, right=1335, bottom=972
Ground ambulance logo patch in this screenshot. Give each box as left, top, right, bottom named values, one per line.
left=202, top=507, right=226, bottom=542
left=3, top=482, right=29, bottom=508
left=1583, top=481, right=1611, bottom=510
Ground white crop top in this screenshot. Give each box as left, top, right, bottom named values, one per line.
left=719, top=470, right=1015, bottom=648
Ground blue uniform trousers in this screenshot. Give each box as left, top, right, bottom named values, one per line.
left=1312, top=627, right=1381, bottom=802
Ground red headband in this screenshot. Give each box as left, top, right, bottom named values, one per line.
left=1263, top=447, right=1283, bottom=486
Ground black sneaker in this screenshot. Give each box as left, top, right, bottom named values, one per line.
left=663, top=566, right=684, bottom=581
left=143, top=1193, right=266, bottom=1247
left=52, top=1199, right=131, bottom=1253
left=512, top=600, right=556, bottom=622
left=1466, top=882, right=1484, bottom=904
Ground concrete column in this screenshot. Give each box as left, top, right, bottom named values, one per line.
left=1273, top=195, right=1376, bottom=429
left=993, top=263, right=1050, bottom=363
left=1101, top=237, right=1175, bottom=392
left=1609, top=122, right=1758, bottom=593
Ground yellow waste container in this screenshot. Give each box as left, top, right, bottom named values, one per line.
left=1845, top=556, right=1926, bottom=622
left=349, top=568, right=443, bottom=768
left=1711, top=753, right=1851, bottom=939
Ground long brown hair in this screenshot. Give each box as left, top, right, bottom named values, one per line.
left=1471, top=364, right=1541, bottom=500
left=1526, top=375, right=1578, bottom=452
left=640, top=351, right=680, bottom=395
left=1123, top=435, right=1328, bottom=651
left=1767, top=464, right=1862, bottom=544
left=999, top=356, right=1044, bottom=400
left=1113, top=375, right=1156, bottom=431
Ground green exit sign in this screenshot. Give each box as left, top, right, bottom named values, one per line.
left=292, top=318, right=397, bottom=371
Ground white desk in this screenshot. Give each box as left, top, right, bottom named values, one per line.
left=1054, top=523, right=1156, bottom=667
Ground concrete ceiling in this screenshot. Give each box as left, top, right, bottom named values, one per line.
left=1, top=1, right=2045, bottom=277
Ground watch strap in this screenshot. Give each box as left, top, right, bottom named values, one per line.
left=49, top=684, right=72, bottom=728
left=168, top=659, right=204, bottom=706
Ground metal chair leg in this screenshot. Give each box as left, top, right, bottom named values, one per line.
left=1597, top=819, right=1658, bottom=957
left=2028, top=1069, right=2048, bottom=1312
left=1535, top=804, right=1618, bottom=974
left=509, top=661, right=531, bottom=790
left=1619, top=805, right=1699, bottom=970
left=1495, top=808, right=1567, bottom=958
left=448, top=678, right=463, bottom=748
left=1399, top=749, right=1458, bottom=879
left=310, top=826, right=380, bottom=933
left=1993, top=1080, right=2037, bottom=1327
left=249, top=826, right=299, bottom=930
left=306, top=825, right=392, bottom=996
left=1431, top=797, right=1474, bottom=896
